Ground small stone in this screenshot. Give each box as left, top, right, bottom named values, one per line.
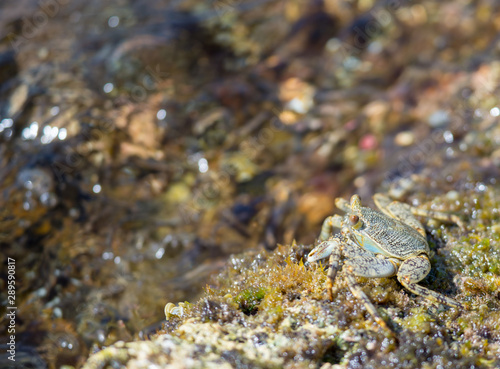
left=366, top=340, right=377, bottom=350
left=359, top=134, right=377, bottom=150
left=446, top=190, right=459, bottom=201
left=428, top=110, right=450, bottom=128
left=394, top=131, right=415, bottom=146
left=7, top=83, right=29, bottom=117
left=354, top=176, right=366, bottom=188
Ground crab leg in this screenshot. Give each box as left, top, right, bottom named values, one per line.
left=373, top=194, right=427, bottom=237
left=397, top=255, right=463, bottom=309
left=374, top=193, right=465, bottom=232
left=343, top=256, right=398, bottom=335
left=326, top=240, right=342, bottom=301
left=409, top=208, right=466, bottom=232
left=334, top=197, right=351, bottom=212
left=308, top=235, right=344, bottom=299
left=345, top=274, right=395, bottom=336
left=310, top=235, right=397, bottom=336
left=319, top=215, right=343, bottom=241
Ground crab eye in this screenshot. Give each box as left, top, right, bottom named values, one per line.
left=349, top=214, right=362, bottom=228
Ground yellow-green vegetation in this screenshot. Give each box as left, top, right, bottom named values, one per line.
left=173, top=244, right=329, bottom=329
left=447, top=188, right=500, bottom=298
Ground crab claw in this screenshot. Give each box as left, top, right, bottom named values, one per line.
left=307, top=235, right=341, bottom=263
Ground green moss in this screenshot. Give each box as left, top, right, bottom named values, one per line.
left=450, top=234, right=500, bottom=279
left=402, top=308, right=434, bottom=334
left=235, top=287, right=267, bottom=315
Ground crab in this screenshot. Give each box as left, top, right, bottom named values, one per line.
left=307, top=193, right=465, bottom=335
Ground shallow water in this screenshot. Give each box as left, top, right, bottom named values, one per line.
left=1, top=0, right=499, bottom=367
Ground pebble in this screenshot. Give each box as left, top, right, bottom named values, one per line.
left=394, top=131, right=415, bottom=146
left=359, top=134, right=377, bottom=150
left=7, top=83, right=29, bottom=117
left=428, top=110, right=450, bottom=127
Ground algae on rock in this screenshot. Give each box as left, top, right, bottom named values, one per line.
left=83, top=187, right=500, bottom=369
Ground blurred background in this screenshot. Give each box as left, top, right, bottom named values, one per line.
left=1, top=0, right=499, bottom=367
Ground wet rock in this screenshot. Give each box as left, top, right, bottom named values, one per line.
left=428, top=110, right=450, bottom=128
left=16, top=167, right=55, bottom=202
left=0, top=49, right=17, bottom=87
left=82, top=188, right=500, bottom=367
left=5, top=83, right=29, bottom=118
left=394, top=131, right=415, bottom=147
